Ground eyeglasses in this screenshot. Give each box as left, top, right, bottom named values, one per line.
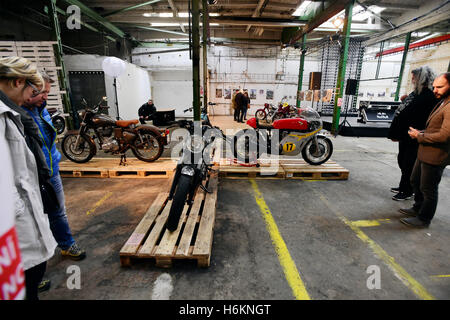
left=26, top=80, right=41, bottom=97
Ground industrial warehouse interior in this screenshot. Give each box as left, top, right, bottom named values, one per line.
left=0, top=0, right=449, bottom=308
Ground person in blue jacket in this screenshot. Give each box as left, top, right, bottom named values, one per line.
left=22, top=72, right=86, bottom=266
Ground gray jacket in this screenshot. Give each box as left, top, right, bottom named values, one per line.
left=0, top=95, right=57, bottom=270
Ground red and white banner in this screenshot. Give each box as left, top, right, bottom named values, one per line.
left=0, top=227, right=25, bottom=300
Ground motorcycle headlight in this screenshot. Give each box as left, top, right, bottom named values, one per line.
left=186, top=135, right=204, bottom=153
left=181, top=166, right=195, bottom=176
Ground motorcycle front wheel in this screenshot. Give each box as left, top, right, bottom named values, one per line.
left=302, top=136, right=333, bottom=165
left=233, top=129, right=259, bottom=163
left=166, top=174, right=192, bottom=231
left=52, top=115, right=66, bottom=134
left=131, top=131, right=164, bottom=162
left=61, top=133, right=96, bottom=163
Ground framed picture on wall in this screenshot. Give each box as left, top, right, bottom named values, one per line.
left=305, top=90, right=312, bottom=101
left=216, top=88, right=222, bottom=98
left=224, top=89, right=231, bottom=99
left=266, top=90, right=274, bottom=100
left=299, top=91, right=305, bottom=101
left=250, top=89, right=257, bottom=99
left=259, top=89, right=265, bottom=95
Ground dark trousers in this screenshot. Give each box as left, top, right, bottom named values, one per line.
left=233, top=107, right=239, bottom=121
left=238, top=106, right=246, bottom=122
left=397, top=141, right=418, bottom=194
left=25, top=261, right=47, bottom=300
left=410, top=159, right=445, bottom=223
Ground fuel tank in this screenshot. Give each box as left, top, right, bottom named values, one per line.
left=91, top=113, right=116, bottom=127
left=272, top=118, right=308, bottom=131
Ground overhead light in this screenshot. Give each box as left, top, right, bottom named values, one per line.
left=332, top=17, right=344, bottom=28
left=143, top=13, right=151, bottom=17
left=293, top=1, right=312, bottom=16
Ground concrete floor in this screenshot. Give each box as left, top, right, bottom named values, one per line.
left=42, top=133, right=450, bottom=300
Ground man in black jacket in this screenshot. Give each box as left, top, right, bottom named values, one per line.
left=138, top=99, right=156, bottom=124
left=388, top=66, right=438, bottom=200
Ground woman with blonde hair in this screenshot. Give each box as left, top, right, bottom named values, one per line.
left=0, top=56, right=57, bottom=300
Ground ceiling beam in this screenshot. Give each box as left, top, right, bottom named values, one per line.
left=246, top=0, right=271, bottom=32
left=167, top=0, right=186, bottom=33
left=61, top=0, right=127, bottom=38
left=365, top=1, right=450, bottom=46
left=210, top=17, right=306, bottom=27
left=287, top=0, right=350, bottom=44
left=101, top=0, right=163, bottom=17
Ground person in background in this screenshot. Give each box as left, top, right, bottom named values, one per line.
left=235, top=90, right=246, bottom=123
left=399, top=72, right=450, bottom=228
left=232, top=89, right=240, bottom=121
left=138, top=98, right=156, bottom=124
left=388, top=66, right=438, bottom=201
left=23, top=71, right=86, bottom=265
left=243, top=91, right=250, bottom=121
left=0, top=56, right=57, bottom=300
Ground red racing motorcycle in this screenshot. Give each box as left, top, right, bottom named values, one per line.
left=234, top=107, right=333, bottom=165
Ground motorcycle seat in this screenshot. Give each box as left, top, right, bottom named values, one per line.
left=256, top=119, right=273, bottom=130
left=116, top=119, right=139, bottom=127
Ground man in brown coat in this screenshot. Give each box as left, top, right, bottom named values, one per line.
left=399, top=73, right=450, bottom=227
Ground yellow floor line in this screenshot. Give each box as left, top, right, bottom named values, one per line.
left=318, top=193, right=435, bottom=300
left=86, top=192, right=113, bottom=216
left=430, top=275, right=450, bottom=278
left=249, top=179, right=311, bottom=300
left=349, top=219, right=391, bottom=227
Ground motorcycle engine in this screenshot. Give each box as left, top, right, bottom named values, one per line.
left=101, top=136, right=120, bottom=152
left=97, top=126, right=113, bottom=137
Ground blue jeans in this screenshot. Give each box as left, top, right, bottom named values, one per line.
left=48, top=172, right=75, bottom=249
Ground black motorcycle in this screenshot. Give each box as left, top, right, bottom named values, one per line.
left=165, top=105, right=224, bottom=231
left=62, top=97, right=167, bottom=163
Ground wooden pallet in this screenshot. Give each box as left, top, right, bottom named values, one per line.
left=59, top=158, right=177, bottom=179
left=282, top=159, right=349, bottom=180
left=0, top=41, right=64, bottom=114
left=218, top=158, right=349, bottom=180
left=119, top=172, right=218, bottom=268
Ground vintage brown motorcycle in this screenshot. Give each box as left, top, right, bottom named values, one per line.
left=62, top=97, right=168, bottom=163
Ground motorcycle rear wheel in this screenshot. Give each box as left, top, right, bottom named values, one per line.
left=61, top=133, right=96, bottom=163
left=131, top=131, right=163, bottom=162
left=166, top=174, right=192, bottom=231
left=233, top=129, right=259, bottom=163
left=255, top=109, right=266, bottom=120
left=302, top=136, right=333, bottom=165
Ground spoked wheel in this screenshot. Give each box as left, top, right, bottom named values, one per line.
left=255, top=109, right=267, bottom=121
left=301, top=136, right=333, bottom=165
left=131, top=131, right=163, bottom=162
left=61, top=133, right=96, bottom=163
left=233, top=129, right=259, bottom=163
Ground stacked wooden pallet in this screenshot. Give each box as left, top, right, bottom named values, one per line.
left=59, top=157, right=177, bottom=179
left=218, top=158, right=349, bottom=180
left=0, top=41, right=64, bottom=113
left=120, top=172, right=218, bottom=268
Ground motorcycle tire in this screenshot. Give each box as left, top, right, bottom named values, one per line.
left=52, top=115, right=66, bottom=135
left=166, top=174, right=192, bottom=232
left=61, top=133, right=96, bottom=163
left=233, top=129, right=259, bottom=163
left=255, top=109, right=267, bottom=121
left=302, top=136, right=333, bottom=165
left=131, top=131, right=164, bottom=162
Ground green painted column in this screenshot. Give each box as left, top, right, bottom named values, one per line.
left=202, top=0, right=209, bottom=112
left=192, top=0, right=201, bottom=121
left=331, top=0, right=354, bottom=136
left=296, top=34, right=307, bottom=108
left=47, top=0, right=74, bottom=129
left=394, top=32, right=411, bottom=101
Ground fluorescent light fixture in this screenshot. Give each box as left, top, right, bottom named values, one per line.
left=293, top=1, right=311, bottom=16
left=143, top=13, right=151, bottom=17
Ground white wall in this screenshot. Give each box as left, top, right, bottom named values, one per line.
left=64, top=54, right=151, bottom=120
